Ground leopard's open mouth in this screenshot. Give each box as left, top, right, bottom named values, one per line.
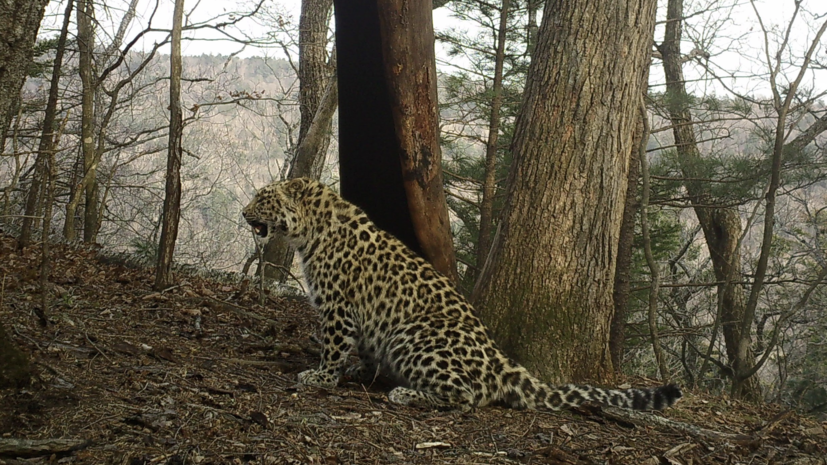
left=249, top=221, right=268, bottom=238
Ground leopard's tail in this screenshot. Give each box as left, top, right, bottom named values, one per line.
left=501, top=368, right=682, bottom=411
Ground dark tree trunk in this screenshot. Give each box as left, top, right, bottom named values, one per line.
left=19, top=0, right=74, bottom=248
left=657, top=0, right=761, bottom=400
left=19, top=0, right=73, bottom=249
left=471, top=0, right=657, bottom=383
left=154, top=0, right=184, bottom=290
left=335, top=0, right=457, bottom=282
left=376, top=0, right=457, bottom=282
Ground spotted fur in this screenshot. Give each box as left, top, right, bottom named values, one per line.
left=243, top=178, right=682, bottom=411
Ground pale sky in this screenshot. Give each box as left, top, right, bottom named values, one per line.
left=38, top=0, right=826, bottom=98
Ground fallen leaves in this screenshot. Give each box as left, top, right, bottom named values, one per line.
left=1, top=235, right=826, bottom=464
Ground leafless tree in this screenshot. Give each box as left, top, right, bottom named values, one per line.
left=648, top=0, right=827, bottom=400
left=154, top=0, right=185, bottom=290
left=18, top=0, right=74, bottom=249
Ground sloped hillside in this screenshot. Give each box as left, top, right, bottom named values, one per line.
left=1, top=235, right=825, bottom=464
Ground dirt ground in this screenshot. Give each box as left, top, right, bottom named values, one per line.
left=1, top=234, right=825, bottom=464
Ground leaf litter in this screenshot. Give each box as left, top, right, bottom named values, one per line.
left=1, top=235, right=825, bottom=464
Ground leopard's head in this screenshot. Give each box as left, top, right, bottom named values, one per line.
left=242, top=178, right=318, bottom=246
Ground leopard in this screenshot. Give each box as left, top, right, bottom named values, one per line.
left=242, top=178, right=682, bottom=412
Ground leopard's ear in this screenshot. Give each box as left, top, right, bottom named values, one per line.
left=284, top=178, right=308, bottom=199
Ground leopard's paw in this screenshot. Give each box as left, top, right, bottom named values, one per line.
left=297, top=369, right=338, bottom=388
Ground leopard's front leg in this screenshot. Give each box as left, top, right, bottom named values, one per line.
left=298, top=304, right=358, bottom=388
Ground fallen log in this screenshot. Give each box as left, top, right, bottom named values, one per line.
left=601, top=406, right=759, bottom=446
left=0, top=438, right=90, bottom=457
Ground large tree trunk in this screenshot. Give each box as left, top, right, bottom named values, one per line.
left=657, top=0, right=761, bottom=400
left=19, top=0, right=73, bottom=249
left=376, top=0, right=457, bottom=283
left=0, top=0, right=49, bottom=388
left=259, top=0, right=334, bottom=282
left=471, top=0, right=657, bottom=383
left=154, top=0, right=184, bottom=290
left=0, top=0, right=48, bottom=145
left=335, top=0, right=457, bottom=282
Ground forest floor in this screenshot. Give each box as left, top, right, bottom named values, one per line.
left=1, top=234, right=826, bottom=465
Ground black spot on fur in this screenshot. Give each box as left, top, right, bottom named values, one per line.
left=565, top=390, right=584, bottom=406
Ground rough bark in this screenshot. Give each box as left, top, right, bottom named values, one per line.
left=1, top=109, right=24, bottom=221
left=0, top=0, right=49, bottom=388
left=336, top=0, right=457, bottom=282
left=471, top=0, right=657, bottom=383
left=154, top=0, right=184, bottom=290
left=81, top=0, right=100, bottom=244
left=19, top=0, right=73, bottom=249
left=0, top=0, right=49, bottom=145
left=376, top=0, right=458, bottom=283
left=475, top=0, right=510, bottom=281
left=657, top=0, right=761, bottom=400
